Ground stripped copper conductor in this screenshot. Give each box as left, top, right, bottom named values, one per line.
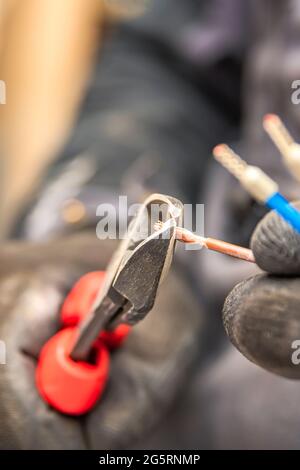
left=154, top=222, right=255, bottom=263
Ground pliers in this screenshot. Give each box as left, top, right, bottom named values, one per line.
left=36, top=194, right=183, bottom=415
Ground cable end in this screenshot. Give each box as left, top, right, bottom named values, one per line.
left=263, top=113, right=281, bottom=127
left=213, top=144, right=228, bottom=159
left=212, top=143, right=247, bottom=180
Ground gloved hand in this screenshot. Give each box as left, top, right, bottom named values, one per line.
left=0, top=233, right=202, bottom=449
left=184, top=202, right=300, bottom=450
left=223, top=201, right=300, bottom=378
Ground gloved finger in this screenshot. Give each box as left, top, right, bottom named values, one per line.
left=223, top=273, right=300, bottom=378
left=86, top=268, right=204, bottom=450
left=251, top=201, right=300, bottom=275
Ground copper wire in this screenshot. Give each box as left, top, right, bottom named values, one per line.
left=155, top=222, right=255, bottom=263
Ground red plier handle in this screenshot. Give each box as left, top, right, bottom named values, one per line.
left=36, top=272, right=131, bottom=416
left=36, top=194, right=183, bottom=415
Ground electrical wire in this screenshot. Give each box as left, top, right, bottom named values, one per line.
left=263, top=114, right=300, bottom=182
left=213, top=144, right=300, bottom=233
left=154, top=222, right=255, bottom=263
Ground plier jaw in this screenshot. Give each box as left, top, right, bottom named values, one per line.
left=112, top=218, right=177, bottom=325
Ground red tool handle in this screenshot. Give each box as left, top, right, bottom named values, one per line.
left=36, top=271, right=131, bottom=415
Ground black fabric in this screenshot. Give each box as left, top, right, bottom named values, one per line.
left=251, top=202, right=300, bottom=275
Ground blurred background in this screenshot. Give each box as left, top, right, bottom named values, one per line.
left=0, top=0, right=144, bottom=238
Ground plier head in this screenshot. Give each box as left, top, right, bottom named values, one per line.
left=71, top=193, right=183, bottom=361
left=108, top=193, right=183, bottom=326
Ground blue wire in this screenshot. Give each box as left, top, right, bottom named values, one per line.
left=266, top=192, right=300, bottom=233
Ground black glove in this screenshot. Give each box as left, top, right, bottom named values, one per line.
left=183, top=204, right=300, bottom=450
left=223, top=201, right=300, bottom=379
left=0, top=233, right=203, bottom=449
